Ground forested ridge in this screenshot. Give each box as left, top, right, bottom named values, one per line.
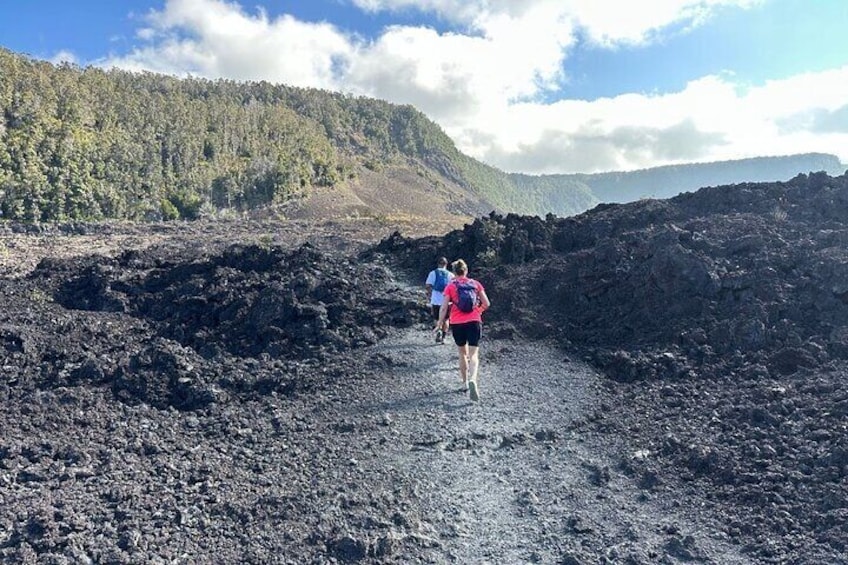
left=5, top=48, right=832, bottom=224
left=0, top=48, right=600, bottom=222
left=1, top=52, right=321, bottom=220
left=0, top=48, right=440, bottom=221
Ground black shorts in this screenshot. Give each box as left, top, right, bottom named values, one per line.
left=451, top=321, right=482, bottom=347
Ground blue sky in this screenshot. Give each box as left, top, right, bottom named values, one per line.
left=2, top=0, right=847, bottom=173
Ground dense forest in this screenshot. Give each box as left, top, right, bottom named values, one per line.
left=1, top=53, right=323, bottom=220
left=0, top=48, right=599, bottom=222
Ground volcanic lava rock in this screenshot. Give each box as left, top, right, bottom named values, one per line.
left=377, top=171, right=848, bottom=561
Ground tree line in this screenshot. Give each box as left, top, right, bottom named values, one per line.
left=0, top=49, right=472, bottom=221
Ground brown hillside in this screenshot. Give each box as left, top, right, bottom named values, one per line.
left=277, top=163, right=494, bottom=228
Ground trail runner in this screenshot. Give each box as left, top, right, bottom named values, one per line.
left=437, top=259, right=490, bottom=401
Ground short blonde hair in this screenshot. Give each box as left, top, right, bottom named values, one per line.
left=451, top=259, right=468, bottom=276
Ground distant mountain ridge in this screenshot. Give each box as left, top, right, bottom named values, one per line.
left=0, top=48, right=842, bottom=223
left=558, top=153, right=845, bottom=204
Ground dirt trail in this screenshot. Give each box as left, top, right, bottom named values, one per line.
left=347, top=325, right=752, bottom=564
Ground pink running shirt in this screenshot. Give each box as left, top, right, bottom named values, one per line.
left=442, top=277, right=486, bottom=325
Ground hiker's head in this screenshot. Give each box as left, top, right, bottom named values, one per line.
left=437, top=257, right=448, bottom=268
left=451, top=259, right=468, bottom=276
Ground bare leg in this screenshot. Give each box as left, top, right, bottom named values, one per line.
left=458, top=344, right=469, bottom=383
left=467, top=346, right=481, bottom=401
left=468, top=346, right=480, bottom=382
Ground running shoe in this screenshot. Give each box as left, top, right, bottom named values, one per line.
left=468, top=380, right=479, bottom=402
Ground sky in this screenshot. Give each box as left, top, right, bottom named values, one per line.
left=1, top=0, right=847, bottom=174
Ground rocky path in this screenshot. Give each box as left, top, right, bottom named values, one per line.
left=2, top=201, right=846, bottom=562
left=346, top=325, right=753, bottom=564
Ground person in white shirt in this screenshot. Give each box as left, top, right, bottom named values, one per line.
left=425, top=257, right=454, bottom=344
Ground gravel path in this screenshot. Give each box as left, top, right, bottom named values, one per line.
left=347, top=325, right=753, bottom=564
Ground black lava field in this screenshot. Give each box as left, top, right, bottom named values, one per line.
left=1, top=172, right=847, bottom=563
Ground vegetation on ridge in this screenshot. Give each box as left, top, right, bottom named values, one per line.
left=5, top=48, right=834, bottom=224
left=0, top=48, right=596, bottom=222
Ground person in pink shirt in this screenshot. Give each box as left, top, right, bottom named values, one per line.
left=436, top=259, right=491, bottom=402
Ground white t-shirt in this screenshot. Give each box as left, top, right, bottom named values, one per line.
left=425, top=268, right=454, bottom=306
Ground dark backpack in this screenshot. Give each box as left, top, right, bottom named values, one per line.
left=453, top=279, right=478, bottom=313
left=433, top=268, right=449, bottom=292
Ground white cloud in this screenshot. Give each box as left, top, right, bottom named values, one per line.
left=92, top=0, right=848, bottom=174
left=349, top=0, right=763, bottom=45
left=346, top=3, right=575, bottom=124
left=50, top=50, right=78, bottom=65
left=475, top=67, right=848, bottom=173
left=561, top=0, right=764, bottom=46
left=103, top=0, right=353, bottom=88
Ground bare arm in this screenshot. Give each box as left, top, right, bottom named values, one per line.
left=436, top=300, right=449, bottom=329
left=479, top=290, right=491, bottom=312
